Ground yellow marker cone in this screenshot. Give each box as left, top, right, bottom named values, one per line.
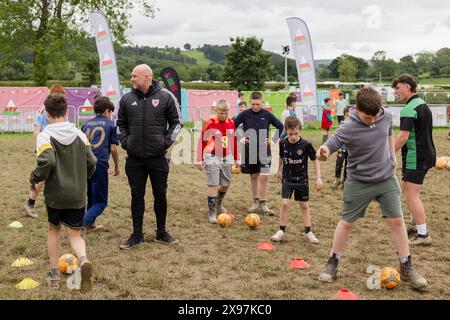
left=16, top=278, right=40, bottom=289
left=11, top=257, right=33, bottom=267
left=8, top=221, right=24, bottom=229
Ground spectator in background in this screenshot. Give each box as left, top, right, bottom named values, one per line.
left=280, top=95, right=297, bottom=139
left=335, top=92, right=349, bottom=125
left=235, top=91, right=245, bottom=114
left=321, top=98, right=333, bottom=143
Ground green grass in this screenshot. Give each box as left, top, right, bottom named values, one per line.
left=181, top=50, right=213, bottom=68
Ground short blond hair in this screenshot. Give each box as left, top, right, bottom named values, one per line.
left=216, top=99, right=230, bottom=111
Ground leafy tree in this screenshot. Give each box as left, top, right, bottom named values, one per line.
left=398, top=55, right=418, bottom=76
left=329, top=54, right=369, bottom=80
left=434, top=48, right=450, bottom=76
left=338, top=57, right=357, bottom=82
left=0, top=0, right=157, bottom=85
left=370, top=50, right=398, bottom=80
left=207, top=63, right=224, bottom=81
left=183, top=43, right=192, bottom=50
left=224, top=36, right=272, bottom=91
left=414, top=51, right=436, bottom=76
left=80, top=55, right=100, bottom=86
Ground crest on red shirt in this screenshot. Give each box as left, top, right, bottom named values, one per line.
left=152, top=99, right=160, bottom=107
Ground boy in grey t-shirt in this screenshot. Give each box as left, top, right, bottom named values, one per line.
left=316, top=86, right=427, bottom=290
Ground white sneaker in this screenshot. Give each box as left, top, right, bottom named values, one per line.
left=271, top=230, right=285, bottom=242
left=261, top=203, right=274, bottom=216
left=304, top=231, right=319, bottom=244
left=248, top=201, right=260, bottom=213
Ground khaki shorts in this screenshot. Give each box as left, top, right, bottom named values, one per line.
left=342, top=176, right=402, bottom=222
left=204, top=154, right=232, bottom=186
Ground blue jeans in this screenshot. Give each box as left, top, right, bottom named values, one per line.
left=85, top=161, right=109, bottom=225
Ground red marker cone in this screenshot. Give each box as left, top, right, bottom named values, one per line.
left=288, top=258, right=310, bottom=269
left=333, top=289, right=359, bottom=300
left=258, top=242, right=273, bottom=251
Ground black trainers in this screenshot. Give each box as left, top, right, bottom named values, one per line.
left=400, top=256, right=428, bottom=289
left=119, top=234, right=144, bottom=250
left=155, top=231, right=179, bottom=245
left=319, top=254, right=339, bottom=282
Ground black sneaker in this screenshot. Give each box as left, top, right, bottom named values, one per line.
left=119, top=234, right=144, bottom=250
left=155, top=231, right=179, bottom=245
left=319, top=254, right=339, bottom=282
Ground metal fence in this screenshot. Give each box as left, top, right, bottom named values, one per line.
left=1, top=103, right=449, bottom=133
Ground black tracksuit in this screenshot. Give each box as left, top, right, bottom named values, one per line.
left=117, top=81, right=183, bottom=237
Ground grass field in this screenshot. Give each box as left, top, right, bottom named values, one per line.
left=1, top=128, right=450, bottom=300
left=181, top=50, right=214, bottom=68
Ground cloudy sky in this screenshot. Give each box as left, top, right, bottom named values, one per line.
left=127, top=0, right=450, bottom=61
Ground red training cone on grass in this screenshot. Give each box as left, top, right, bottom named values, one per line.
left=257, top=242, right=273, bottom=251
left=288, top=258, right=310, bottom=269
left=333, top=289, right=358, bottom=300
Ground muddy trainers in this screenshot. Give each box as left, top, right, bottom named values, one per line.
left=85, top=223, right=104, bottom=233
left=260, top=202, right=274, bottom=216
left=271, top=230, right=286, bottom=242
left=208, top=210, right=217, bottom=224
left=216, top=204, right=228, bottom=214
left=400, top=256, right=428, bottom=289
left=332, top=178, right=342, bottom=190
left=248, top=200, right=260, bottom=213
left=156, top=231, right=179, bottom=245
left=409, top=234, right=432, bottom=246
left=304, top=231, right=319, bottom=244
left=47, top=272, right=60, bottom=289
left=119, top=234, right=145, bottom=250
left=319, top=255, right=339, bottom=282
left=80, top=260, right=93, bottom=293
left=24, top=202, right=38, bottom=218
left=406, top=225, right=417, bottom=237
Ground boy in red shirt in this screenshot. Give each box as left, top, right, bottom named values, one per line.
left=196, top=99, right=239, bottom=223
left=321, top=98, right=333, bottom=143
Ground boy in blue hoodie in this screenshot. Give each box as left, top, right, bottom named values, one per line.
left=316, top=86, right=427, bottom=290
left=81, top=96, right=120, bottom=231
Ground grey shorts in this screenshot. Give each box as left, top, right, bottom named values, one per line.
left=342, top=176, right=403, bottom=222
left=204, top=154, right=232, bottom=186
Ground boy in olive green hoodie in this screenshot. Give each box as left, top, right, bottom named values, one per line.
left=30, top=93, right=97, bottom=293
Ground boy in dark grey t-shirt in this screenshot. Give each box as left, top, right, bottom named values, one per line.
left=316, top=86, right=428, bottom=290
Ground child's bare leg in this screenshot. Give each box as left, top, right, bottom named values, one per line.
left=66, top=228, right=87, bottom=259
left=218, top=186, right=228, bottom=193
left=250, top=173, right=259, bottom=199
left=258, top=174, right=269, bottom=200
left=47, top=225, right=61, bottom=269
left=207, top=185, right=219, bottom=197
left=387, top=217, right=410, bottom=257
left=279, top=199, right=290, bottom=226
left=299, top=201, right=311, bottom=227
left=331, top=219, right=354, bottom=254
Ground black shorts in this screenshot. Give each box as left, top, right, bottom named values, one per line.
left=47, top=206, right=85, bottom=230
left=337, top=115, right=344, bottom=124
left=281, top=182, right=309, bottom=201
left=241, top=160, right=271, bottom=175
left=402, top=168, right=429, bottom=185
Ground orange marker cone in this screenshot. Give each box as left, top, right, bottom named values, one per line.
left=288, top=258, right=310, bottom=269
left=333, top=289, right=359, bottom=300
left=258, top=242, right=273, bottom=251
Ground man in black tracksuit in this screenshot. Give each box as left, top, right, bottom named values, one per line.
left=118, top=64, right=183, bottom=249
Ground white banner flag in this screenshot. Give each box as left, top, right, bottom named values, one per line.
left=89, top=12, right=121, bottom=123
left=287, top=17, right=318, bottom=118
